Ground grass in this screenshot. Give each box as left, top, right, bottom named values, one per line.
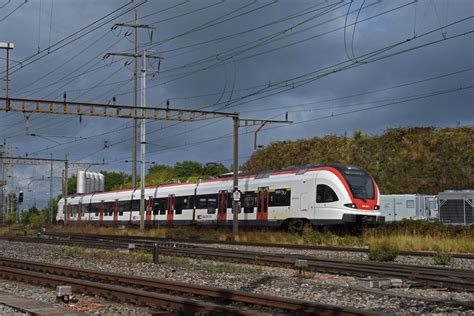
left=47, top=220, right=474, bottom=253
left=54, top=245, right=85, bottom=259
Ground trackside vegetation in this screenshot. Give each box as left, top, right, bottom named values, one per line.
left=242, top=127, right=473, bottom=195
left=19, top=219, right=470, bottom=253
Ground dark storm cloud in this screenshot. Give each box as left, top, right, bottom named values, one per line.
left=0, top=0, right=473, bottom=209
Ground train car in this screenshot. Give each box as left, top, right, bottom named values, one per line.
left=56, top=164, right=384, bottom=231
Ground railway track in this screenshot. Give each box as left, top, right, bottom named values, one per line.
left=2, top=235, right=473, bottom=292
left=0, top=256, right=377, bottom=315
left=43, top=231, right=474, bottom=260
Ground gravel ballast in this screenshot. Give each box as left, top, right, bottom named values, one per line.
left=0, top=240, right=472, bottom=315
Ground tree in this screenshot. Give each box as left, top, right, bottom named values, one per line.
left=174, top=161, right=203, bottom=179
left=203, top=162, right=229, bottom=177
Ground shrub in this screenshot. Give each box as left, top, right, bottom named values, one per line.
left=433, top=251, right=451, bottom=265
left=368, top=243, right=399, bottom=261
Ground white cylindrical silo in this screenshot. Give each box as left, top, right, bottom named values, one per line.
left=92, top=173, right=100, bottom=192
left=77, top=170, right=85, bottom=194
left=98, top=173, right=105, bottom=192
left=85, top=172, right=92, bottom=193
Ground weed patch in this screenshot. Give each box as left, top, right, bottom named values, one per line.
left=368, top=243, right=399, bottom=262
left=54, top=245, right=85, bottom=259
left=433, top=251, right=451, bottom=265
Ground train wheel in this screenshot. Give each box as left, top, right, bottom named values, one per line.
left=287, top=219, right=311, bottom=233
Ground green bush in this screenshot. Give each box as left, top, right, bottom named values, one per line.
left=4, top=213, right=17, bottom=224
left=368, top=243, right=399, bottom=261
left=433, top=251, right=451, bottom=265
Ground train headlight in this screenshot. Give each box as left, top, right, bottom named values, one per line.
left=374, top=205, right=380, bottom=210
left=344, top=203, right=357, bottom=209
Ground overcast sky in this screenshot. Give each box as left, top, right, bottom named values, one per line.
left=0, top=0, right=472, bottom=209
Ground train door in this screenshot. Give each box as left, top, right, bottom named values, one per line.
left=146, top=196, right=153, bottom=221
left=99, top=200, right=104, bottom=223
left=217, top=191, right=228, bottom=221
left=113, top=199, right=119, bottom=222
left=167, top=194, right=175, bottom=222
left=300, top=193, right=309, bottom=212
left=256, top=188, right=269, bottom=220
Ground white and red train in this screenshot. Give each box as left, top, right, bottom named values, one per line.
left=56, top=164, right=384, bottom=231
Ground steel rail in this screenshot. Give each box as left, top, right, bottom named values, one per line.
left=2, top=236, right=473, bottom=291
left=0, top=266, right=262, bottom=315
left=43, top=231, right=474, bottom=260
left=0, top=257, right=378, bottom=316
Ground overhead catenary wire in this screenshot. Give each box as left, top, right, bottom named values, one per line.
left=0, top=0, right=27, bottom=23
left=24, top=23, right=474, bottom=162
left=8, top=2, right=474, bottom=170
left=1, top=0, right=145, bottom=77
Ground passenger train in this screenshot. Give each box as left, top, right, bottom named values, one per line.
left=56, top=164, right=384, bottom=231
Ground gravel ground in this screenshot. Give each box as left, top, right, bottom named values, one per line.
left=0, top=304, right=29, bottom=315
left=0, top=240, right=472, bottom=315
left=0, top=280, right=151, bottom=315
left=195, top=243, right=474, bottom=270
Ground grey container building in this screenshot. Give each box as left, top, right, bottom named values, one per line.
left=438, top=190, right=473, bottom=225
left=380, top=194, right=438, bottom=222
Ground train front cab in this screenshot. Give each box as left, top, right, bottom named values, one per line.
left=312, top=166, right=384, bottom=228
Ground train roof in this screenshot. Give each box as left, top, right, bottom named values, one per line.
left=64, top=164, right=368, bottom=199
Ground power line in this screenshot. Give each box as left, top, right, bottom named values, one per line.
left=0, top=0, right=27, bottom=23
left=2, top=0, right=145, bottom=77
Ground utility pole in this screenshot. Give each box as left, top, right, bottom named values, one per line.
left=231, top=117, right=293, bottom=240
left=0, top=141, right=4, bottom=223
left=107, top=12, right=155, bottom=189
left=63, top=154, right=68, bottom=224
left=49, top=153, right=53, bottom=224
left=232, top=116, right=240, bottom=238
left=0, top=42, right=14, bottom=111
left=139, top=49, right=146, bottom=230
left=105, top=48, right=161, bottom=231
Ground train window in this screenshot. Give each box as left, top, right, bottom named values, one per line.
left=197, top=197, right=207, bottom=209
left=119, top=211, right=123, bottom=216
left=208, top=197, right=217, bottom=213
left=208, top=196, right=217, bottom=209
left=159, top=210, right=166, bottom=215
left=317, top=185, right=339, bottom=203
left=406, top=200, right=414, bottom=208
left=131, top=200, right=140, bottom=211
left=183, top=196, right=194, bottom=209
left=95, top=212, right=99, bottom=216
left=175, top=197, right=183, bottom=215
left=119, top=201, right=130, bottom=213
left=153, top=210, right=158, bottom=215
left=104, top=202, right=113, bottom=214
left=270, top=189, right=291, bottom=207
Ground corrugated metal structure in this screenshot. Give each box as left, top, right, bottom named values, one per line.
left=439, top=190, right=474, bottom=225
left=77, top=171, right=105, bottom=194
left=380, top=194, right=438, bottom=221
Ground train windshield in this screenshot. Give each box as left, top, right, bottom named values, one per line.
left=342, top=170, right=374, bottom=200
